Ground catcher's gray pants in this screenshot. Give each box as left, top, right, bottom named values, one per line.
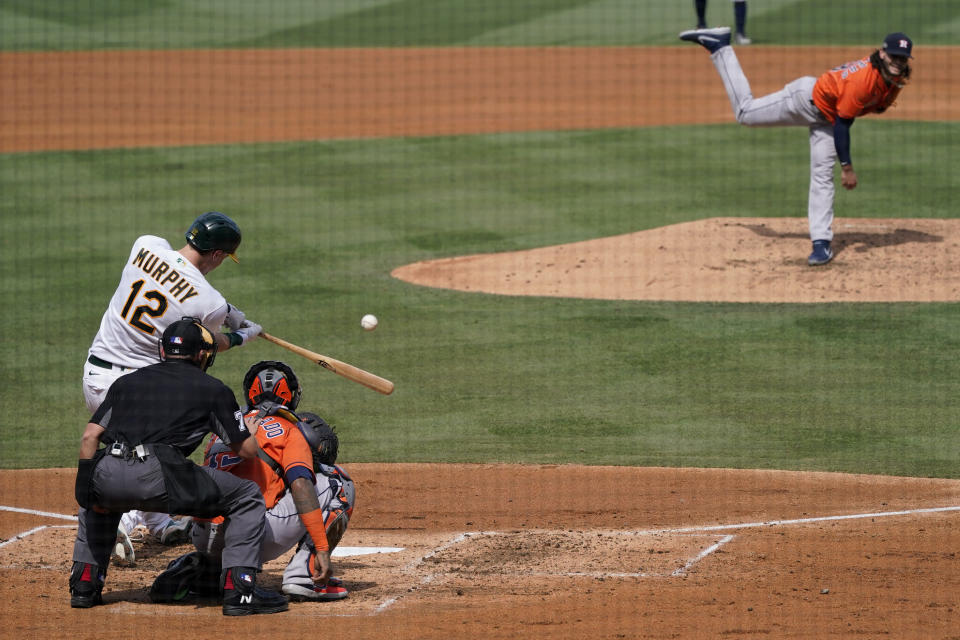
left=711, top=46, right=836, bottom=242
left=192, top=471, right=354, bottom=586
left=72, top=453, right=266, bottom=573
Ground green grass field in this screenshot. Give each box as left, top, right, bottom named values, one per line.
left=1, top=1, right=957, bottom=477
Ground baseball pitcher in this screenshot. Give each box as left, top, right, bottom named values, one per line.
left=679, top=29, right=913, bottom=266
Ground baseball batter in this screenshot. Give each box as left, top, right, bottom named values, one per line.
left=678, top=28, right=913, bottom=266
left=83, top=211, right=263, bottom=552
left=149, top=361, right=355, bottom=603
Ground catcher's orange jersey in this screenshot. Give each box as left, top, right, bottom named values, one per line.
left=812, top=57, right=902, bottom=124
left=204, top=411, right=314, bottom=509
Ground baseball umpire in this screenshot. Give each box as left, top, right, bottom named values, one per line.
left=149, top=361, right=356, bottom=603
left=70, top=318, right=288, bottom=616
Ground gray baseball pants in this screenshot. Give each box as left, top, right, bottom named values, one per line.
left=711, top=46, right=836, bottom=242
left=192, top=471, right=354, bottom=586
left=72, top=453, right=266, bottom=572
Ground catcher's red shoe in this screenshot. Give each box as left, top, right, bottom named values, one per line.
left=282, top=582, right=349, bottom=601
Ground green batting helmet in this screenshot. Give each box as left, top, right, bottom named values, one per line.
left=185, top=211, right=241, bottom=263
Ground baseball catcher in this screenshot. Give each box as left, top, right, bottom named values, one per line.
left=150, top=360, right=355, bottom=603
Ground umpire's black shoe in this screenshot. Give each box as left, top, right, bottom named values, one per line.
left=70, top=587, right=103, bottom=609
left=69, top=562, right=104, bottom=608
left=221, top=567, right=288, bottom=616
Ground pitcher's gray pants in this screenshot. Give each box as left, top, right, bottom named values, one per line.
left=711, top=46, right=836, bottom=242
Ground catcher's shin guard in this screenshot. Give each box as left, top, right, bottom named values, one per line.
left=324, top=508, right=350, bottom=552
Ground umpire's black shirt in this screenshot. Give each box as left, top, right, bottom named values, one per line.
left=91, top=360, right=248, bottom=457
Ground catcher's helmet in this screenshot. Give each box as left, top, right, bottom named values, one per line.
left=243, top=360, right=301, bottom=411
left=298, top=411, right=339, bottom=468
left=185, top=211, right=241, bottom=263
left=159, top=317, right=218, bottom=371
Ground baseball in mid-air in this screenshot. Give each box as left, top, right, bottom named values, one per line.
left=360, top=314, right=378, bottom=331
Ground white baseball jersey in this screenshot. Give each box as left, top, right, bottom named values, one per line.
left=88, top=235, right=229, bottom=369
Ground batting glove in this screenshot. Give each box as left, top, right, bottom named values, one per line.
left=235, top=320, right=262, bottom=345
left=224, top=304, right=246, bottom=331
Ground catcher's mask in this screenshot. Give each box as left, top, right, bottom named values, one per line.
left=159, top=317, right=218, bottom=371
left=243, top=360, right=301, bottom=410
left=298, top=411, right=339, bottom=469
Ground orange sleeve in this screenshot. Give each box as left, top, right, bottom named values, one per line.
left=300, top=508, right=330, bottom=552
left=277, top=425, right=315, bottom=482
left=254, top=414, right=315, bottom=507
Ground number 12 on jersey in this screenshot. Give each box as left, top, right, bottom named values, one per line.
left=120, top=279, right=168, bottom=334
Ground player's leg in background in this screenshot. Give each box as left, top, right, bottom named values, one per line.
left=694, top=0, right=708, bottom=28
left=733, top=0, right=750, bottom=44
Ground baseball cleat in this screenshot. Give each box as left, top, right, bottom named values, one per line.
left=222, top=567, right=289, bottom=616
left=735, top=33, right=752, bottom=45
left=158, top=516, right=194, bottom=545
left=69, top=562, right=104, bottom=608
left=807, top=240, right=834, bottom=266
left=282, top=582, right=349, bottom=601
left=111, top=526, right=136, bottom=567
left=679, top=26, right=732, bottom=54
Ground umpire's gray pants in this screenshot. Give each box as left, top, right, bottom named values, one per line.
left=72, top=454, right=266, bottom=572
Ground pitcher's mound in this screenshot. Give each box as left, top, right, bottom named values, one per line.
left=392, top=217, right=960, bottom=303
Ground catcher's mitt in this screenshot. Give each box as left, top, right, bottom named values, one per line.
left=298, top=411, right=339, bottom=469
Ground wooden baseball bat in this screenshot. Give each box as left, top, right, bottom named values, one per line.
left=260, top=332, right=395, bottom=395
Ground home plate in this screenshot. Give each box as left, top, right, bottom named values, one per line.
left=333, top=546, right=404, bottom=558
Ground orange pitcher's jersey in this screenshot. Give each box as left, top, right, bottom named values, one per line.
left=812, top=57, right=902, bottom=124
left=204, top=410, right=315, bottom=509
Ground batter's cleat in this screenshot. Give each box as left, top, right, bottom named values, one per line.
left=808, top=240, right=834, bottom=266
left=69, top=562, right=105, bottom=609
left=679, top=26, right=732, bottom=54
left=110, top=526, right=136, bottom=567
left=222, top=567, right=289, bottom=616
left=158, top=516, right=193, bottom=545
left=149, top=552, right=205, bottom=603
left=282, top=582, right=349, bottom=601
left=735, top=33, right=752, bottom=45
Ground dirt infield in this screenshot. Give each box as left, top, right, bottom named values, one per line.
left=2, top=46, right=959, bottom=637
left=1, top=466, right=958, bottom=639
left=2, top=47, right=958, bottom=152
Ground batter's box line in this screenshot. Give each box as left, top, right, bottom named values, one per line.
left=0, top=524, right=77, bottom=550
